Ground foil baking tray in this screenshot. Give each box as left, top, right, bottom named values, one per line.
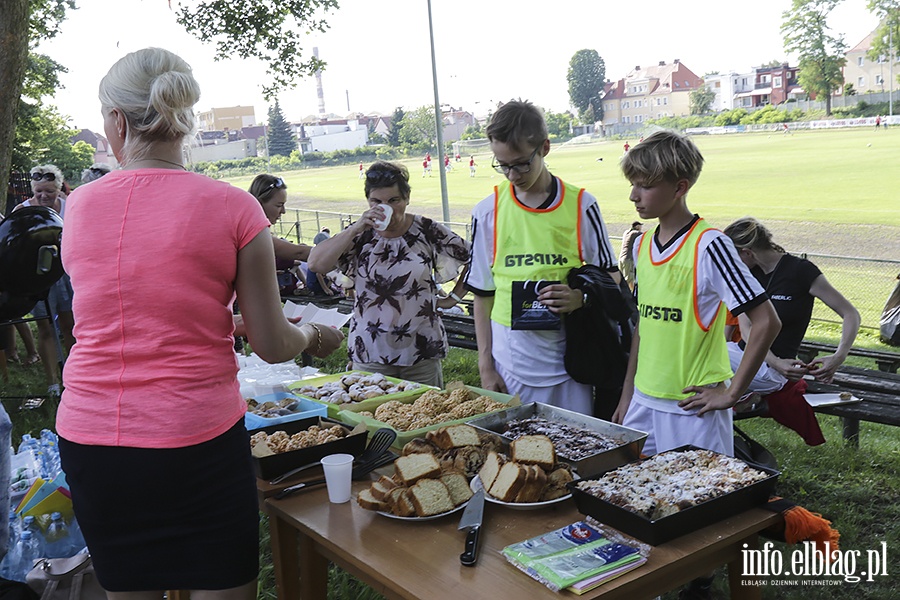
left=567, top=445, right=780, bottom=545
left=465, top=403, right=647, bottom=477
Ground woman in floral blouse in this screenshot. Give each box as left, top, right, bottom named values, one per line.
left=308, top=161, right=470, bottom=386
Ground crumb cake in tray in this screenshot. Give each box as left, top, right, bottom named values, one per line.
left=465, top=403, right=647, bottom=477
left=567, top=445, right=780, bottom=545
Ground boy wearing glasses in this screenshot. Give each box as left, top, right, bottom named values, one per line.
left=464, top=100, right=618, bottom=414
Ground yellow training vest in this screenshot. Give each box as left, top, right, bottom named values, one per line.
left=491, top=178, right=584, bottom=326
left=633, top=219, right=732, bottom=399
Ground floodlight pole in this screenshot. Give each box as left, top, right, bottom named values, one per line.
left=427, top=0, right=450, bottom=223
left=890, top=22, right=894, bottom=117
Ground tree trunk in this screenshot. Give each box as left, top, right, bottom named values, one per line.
left=0, top=0, right=31, bottom=216
left=825, top=93, right=832, bottom=116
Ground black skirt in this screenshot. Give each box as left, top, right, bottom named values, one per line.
left=59, top=419, right=259, bottom=591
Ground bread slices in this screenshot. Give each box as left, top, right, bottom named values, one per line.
left=394, top=453, right=441, bottom=485
left=440, top=472, right=474, bottom=506
left=408, top=478, right=456, bottom=516
left=426, top=424, right=482, bottom=450
left=478, top=450, right=505, bottom=491
left=511, top=435, right=556, bottom=471
left=488, top=462, right=528, bottom=502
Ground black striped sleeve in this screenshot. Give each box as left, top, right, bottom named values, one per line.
left=706, top=235, right=759, bottom=307
left=585, top=202, right=617, bottom=269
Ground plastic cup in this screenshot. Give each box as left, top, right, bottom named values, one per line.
left=373, top=204, right=393, bottom=231
left=320, top=453, right=354, bottom=503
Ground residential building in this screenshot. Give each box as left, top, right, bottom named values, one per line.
left=703, top=72, right=755, bottom=111
left=373, top=115, right=393, bottom=138
left=842, top=26, right=898, bottom=95
left=197, top=106, right=257, bottom=132
left=441, top=109, right=477, bottom=142
left=735, top=63, right=804, bottom=108
left=71, top=129, right=115, bottom=166
left=600, top=59, right=703, bottom=134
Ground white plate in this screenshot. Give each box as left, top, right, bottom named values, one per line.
left=804, top=393, right=862, bottom=407
left=376, top=499, right=467, bottom=521
left=470, top=474, right=575, bottom=510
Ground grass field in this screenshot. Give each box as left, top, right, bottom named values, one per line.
left=225, top=127, right=900, bottom=348
left=226, top=128, right=900, bottom=240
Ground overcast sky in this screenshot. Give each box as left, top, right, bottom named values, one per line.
left=38, top=0, right=880, bottom=133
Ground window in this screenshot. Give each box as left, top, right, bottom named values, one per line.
left=876, top=74, right=884, bottom=85
left=878, top=54, right=886, bottom=63
left=623, top=101, right=629, bottom=109
left=663, top=97, right=668, bottom=105
left=858, top=76, right=865, bottom=87
left=858, top=57, right=865, bottom=66
left=774, top=77, right=782, bottom=87
left=674, top=81, right=680, bottom=87
left=715, top=81, right=721, bottom=88
left=761, top=75, right=770, bottom=83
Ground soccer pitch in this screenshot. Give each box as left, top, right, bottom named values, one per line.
left=226, top=127, right=899, bottom=250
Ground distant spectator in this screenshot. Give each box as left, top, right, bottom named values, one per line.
left=15, top=164, right=74, bottom=396
left=313, top=227, right=331, bottom=245
left=81, top=163, right=112, bottom=184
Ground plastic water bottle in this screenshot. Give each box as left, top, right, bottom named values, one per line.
left=17, top=434, right=40, bottom=458
left=6, top=510, right=18, bottom=551
left=20, top=515, right=45, bottom=557
left=39, top=429, right=61, bottom=479
left=5, top=529, right=41, bottom=582
left=44, top=512, right=74, bottom=558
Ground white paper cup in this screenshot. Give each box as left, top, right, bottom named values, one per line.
left=373, top=204, right=393, bottom=231
left=320, top=453, right=354, bottom=503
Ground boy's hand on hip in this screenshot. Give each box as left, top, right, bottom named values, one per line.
left=538, top=284, right=582, bottom=314
left=678, top=384, right=736, bottom=415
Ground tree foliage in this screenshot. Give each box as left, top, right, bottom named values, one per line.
left=544, top=110, right=574, bottom=138
left=689, top=86, right=716, bottom=115
left=13, top=102, right=93, bottom=184
left=1, top=0, right=76, bottom=213
left=387, top=107, right=404, bottom=147
left=397, top=106, right=437, bottom=153
left=266, top=100, right=296, bottom=156
left=866, top=2, right=900, bottom=74
left=781, top=0, right=847, bottom=115
left=176, top=0, right=339, bottom=100
left=567, top=49, right=606, bottom=123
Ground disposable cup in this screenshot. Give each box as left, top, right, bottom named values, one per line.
left=373, top=204, right=393, bottom=231
left=320, top=453, right=354, bottom=503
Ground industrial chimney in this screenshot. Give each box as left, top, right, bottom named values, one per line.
left=313, top=47, right=326, bottom=115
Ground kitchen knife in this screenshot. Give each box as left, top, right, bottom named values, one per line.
left=458, top=489, right=485, bottom=566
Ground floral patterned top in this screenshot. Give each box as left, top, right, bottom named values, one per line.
left=338, top=214, right=470, bottom=366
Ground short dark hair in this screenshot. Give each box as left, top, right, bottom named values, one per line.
left=364, top=160, right=410, bottom=200
left=486, top=99, right=548, bottom=152
left=631, top=221, right=642, bottom=229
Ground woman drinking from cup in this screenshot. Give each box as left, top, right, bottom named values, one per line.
left=308, top=160, right=470, bottom=387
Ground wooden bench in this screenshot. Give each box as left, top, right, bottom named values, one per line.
left=803, top=366, right=900, bottom=446
left=797, top=341, right=900, bottom=374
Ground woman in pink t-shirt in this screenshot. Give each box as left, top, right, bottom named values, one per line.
left=56, top=48, right=342, bottom=598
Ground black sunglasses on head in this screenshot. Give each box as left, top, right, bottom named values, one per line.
left=365, top=168, right=401, bottom=183
left=31, top=172, right=56, bottom=182
left=264, top=177, right=285, bottom=192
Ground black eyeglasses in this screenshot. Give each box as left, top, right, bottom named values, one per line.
left=264, top=177, right=285, bottom=192
left=31, top=172, right=56, bottom=182
left=492, top=146, right=541, bottom=175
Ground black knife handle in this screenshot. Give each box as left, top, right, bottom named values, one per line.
left=274, top=477, right=325, bottom=500
left=460, top=526, right=480, bottom=566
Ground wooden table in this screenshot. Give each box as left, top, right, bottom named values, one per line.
left=264, top=476, right=781, bottom=600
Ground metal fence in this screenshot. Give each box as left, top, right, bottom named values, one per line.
left=277, top=209, right=898, bottom=333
